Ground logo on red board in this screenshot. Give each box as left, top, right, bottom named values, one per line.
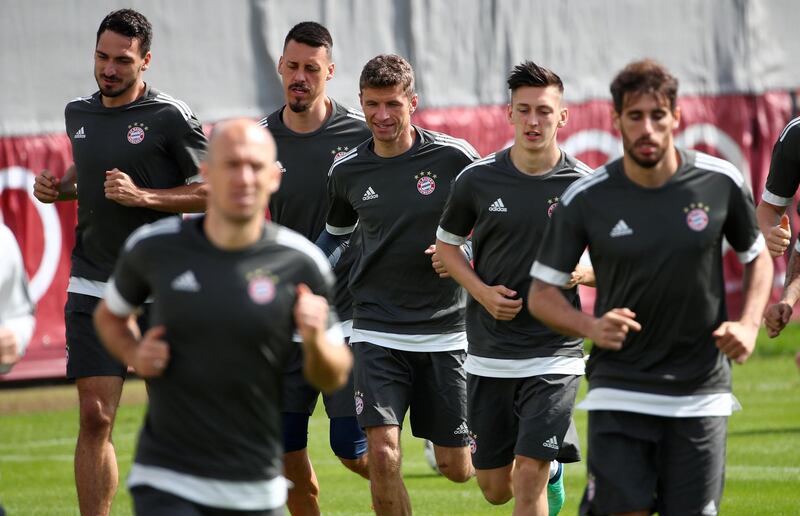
left=684, top=202, right=710, bottom=231
left=414, top=171, right=437, bottom=195
left=126, top=122, right=147, bottom=144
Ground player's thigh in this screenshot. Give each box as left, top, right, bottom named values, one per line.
left=352, top=341, right=412, bottom=429
left=65, top=293, right=126, bottom=379
left=656, top=416, right=727, bottom=516
left=409, top=349, right=468, bottom=446
left=580, top=410, right=662, bottom=516
left=321, top=363, right=357, bottom=418
left=467, top=373, right=518, bottom=470
left=281, top=346, right=319, bottom=415
left=516, top=374, right=581, bottom=463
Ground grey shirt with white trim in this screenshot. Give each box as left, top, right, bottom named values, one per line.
left=531, top=149, right=764, bottom=399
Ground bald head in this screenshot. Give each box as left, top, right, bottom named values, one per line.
left=201, top=118, right=281, bottom=225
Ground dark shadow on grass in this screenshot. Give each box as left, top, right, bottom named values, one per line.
left=728, top=427, right=800, bottom=437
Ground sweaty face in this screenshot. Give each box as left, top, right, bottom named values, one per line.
left=94, top=30, right=149, bottom=100
left=278, top=40, right=333, bottom=113
left=614, top=93, right=679, bottom=169
left=508, top=85, right=566, bottom=153
left=204, top=126, right=280, bottom=224
left=360, top=84, right=417, bottom=144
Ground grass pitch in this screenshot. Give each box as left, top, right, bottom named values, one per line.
left=1, top=328, right=799, bottom=515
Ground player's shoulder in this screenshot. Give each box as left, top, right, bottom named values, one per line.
left=561, top=153, right=595, bottom=177
left=142, top=87, right=199, bottom=123
left=257, top=107, right=282, bottom=131
left=689, top=150, right=745, bottom=188
left=777, top=116, right=800, bottom=144
left=328, top=140, right=368, bottom=177
left=419, top=127, right=480, bottom=160
left=454, top=152, right=499, bottom=183
left=65, top=93, right=99, bottom=115
left=273, top=224, right=333, bottom=279
left=560, top=163, right=611, bottom=206
left=331, top=98, right=367, bottom=125
left=122, top=216, right=184, bottom=253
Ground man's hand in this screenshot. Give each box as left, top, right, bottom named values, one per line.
left=105, top=168, right=144, bottom=207
left=131, top=325, right=170, bottom=378
left=294, top=284, right=329, bottom=343
left=712, top=321, right=758, bottom=364
left=586, top=308, right=641, bottom=350
left=477, top=285, right=523, bottom=321
left=0, top=327, right=20, bottom=373
left=424, top=244, right=449, bottom=278
left=764, top=302, right=793, bottom=338
left=33, top=170, right=62, bottom=203
left=766, top=214, right=791, bottom=257
left=563, top=264, right=595, bottom=289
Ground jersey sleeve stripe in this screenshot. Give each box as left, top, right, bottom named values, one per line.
left=123, top=217, right=182, bottom=251
left=455, top=154, right=495, bottom=182
left=530, top=261, right=571, bottom=286
left=779, top=116, right=800, bottom=142
left=276, top=228, right=336, bottom=282
left=573, top=159, right=594, bottom=176
left=257, top=116, right=269, bottom=127
left=104, top=279, right=138, bottom=317
left=561, top=167, right=609, bottom=206
left=154, top=94, right=194, bottom=121
left=761, top=189, right=793, bottom=207
left=346, top=109, right=366, bottom=122
left=736, top=233, right=765, bottom=264
left=694, top=152, right=744, bottom=188
left=436, top=226, right=468, bottom=246
left=328, top=149, right=359, bottom=177
left=433, top=135, right=481, bottom=159
left=69, top=95, right=93, bottom=104
left=326, top=223, right=357, bottom=236
left=185, top=174, right=204, bottom=184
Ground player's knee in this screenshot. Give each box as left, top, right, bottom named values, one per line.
left=513, top=457, right=549, bottom=483
left=282, top=412, right=310, bottom=453
left=439, top=459, right=474, bottom=483
left=480, top=483, right=513, bottom=505
left=367, top=439, right=401, bottom=474
left=78, top=395, right=115, bottom=437
left=329, top=416, right=367, bottom=460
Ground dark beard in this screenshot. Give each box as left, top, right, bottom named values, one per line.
left=287, top=100, right=309, bottom=113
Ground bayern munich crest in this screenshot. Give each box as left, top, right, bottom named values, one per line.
left=414, top=170, right=437, bottom=195
left=684, top=202, right=710, bottom=231
left=468, top=432, right=478, bottom=454
left=126, top=122, right=147, bottom=144
left=354, top=390, right=364, bottom=415
left=547, top=197, right=560, bottom=218
left=246, top=269, right=277, bottom=304
left=331, top=145, right=350, bottom=162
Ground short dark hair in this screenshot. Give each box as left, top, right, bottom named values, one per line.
left=507, top=61, right=564, bottom=94
left=283, top=21, right=333, bottom=56
left=96, top=9, right=152, bottom=57
left=359, top=54, right=415, bottom=97
left=610, top=59, right=679, bottom=113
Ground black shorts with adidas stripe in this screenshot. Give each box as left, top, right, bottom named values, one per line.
left=351, top=341, right=469, bottom=447
left=437, top=147, right=589, bottom=361
left=467, top=373, right=581, bottom=469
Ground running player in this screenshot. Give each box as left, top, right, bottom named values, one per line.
left=94, top=119, right=352, bottom=515
left=529, top=59, right=772, bottom=516
left=31, top=9, right=207, bottom=515
left=319, top=54, right=479, bottom=515
left=257, top=22, right=371, bottom=514
left=436, top=61, right=589, bottom=516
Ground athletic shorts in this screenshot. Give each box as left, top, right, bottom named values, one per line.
left=579, top=410, right=727, bottom=516
left=65, top=293, right=149, bottom=379
left=352, top=341, right=469, bottom=447
left=467, top=373, right=582, bottom=469
left=131, top=485, right=283, bottom=516
left=281, top=345, right=357, bottom=418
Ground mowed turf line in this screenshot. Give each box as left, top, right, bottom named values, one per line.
left=1, top=328, right=798, bottom=515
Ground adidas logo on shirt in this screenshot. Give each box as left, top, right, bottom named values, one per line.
left=542, top=435, right=559, bottom=450
left=74, top=126, right=86, bottom=139
left=362, top=186, right=379, bottom=201
left=453, top=421, right=469, bottom=435
left=171, top=270, right=201, bottom=292
left=488, top=198, right=508, bottom=212
left=609, top=219, right=633, bottom=237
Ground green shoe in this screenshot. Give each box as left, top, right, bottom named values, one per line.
left=547, top=462, right=565, bottom=516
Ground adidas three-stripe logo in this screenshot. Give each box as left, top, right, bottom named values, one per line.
left=542, top=435, right=559, bottom=449
left=362, top=186, right=379, bottom=201
left=488, top=198, right=507, bottom=212
left=74, top=127, right=86, bottom=139
left=453, top=421, right=469, bottom=435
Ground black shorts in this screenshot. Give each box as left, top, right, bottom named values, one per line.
left=65, top=293, right=149, bottom=379
left=467, top=373, right=581, bottom=469
left=579, top=410, right=727, bottom=516
left=131, top=485, right=283, bottom=516
left=352, top=341, right=468, bottom=447
left=281, top=345, right=357, bottom=418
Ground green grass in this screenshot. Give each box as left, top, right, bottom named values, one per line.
left=1, top=328, right=799, bottom=515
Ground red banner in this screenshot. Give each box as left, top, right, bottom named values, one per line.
left=0, top=92, right=794, bottom=380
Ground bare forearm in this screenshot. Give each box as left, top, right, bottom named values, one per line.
left=782, top=247, right=800, bottom=306
left=529, top=281, right=595, bottom=338
left=57, top=165, right=78, bottom=201
left=739, top=247, right=774, bottom=325
left=302, top=335, right=352, bottom=394
left=435, top=240, right=486, bottom=298
left=756, top=201, right=784, bottom=237
left=141, top=182, right=207, bottom=213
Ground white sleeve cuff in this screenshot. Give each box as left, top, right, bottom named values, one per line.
left=737, top=233, right=765, bottom=264
left=530, top=261, right=572, bottom=286
left=104, top=279, right=138, bottom=317
left=761, top=189, right=792, bottom=207
left=436, top=226, right=468, bottom=246
left=326, top=223, right=356, bottom=236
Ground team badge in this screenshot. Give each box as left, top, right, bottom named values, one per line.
left=330, top=145, right=351, bottom=162
left=684, top=202, right=710, bottom=231
left=547, top=197, right=560, bottom=218
left=126, top=122, right=148, bottom=144
left=354, top=390, right=364, bottom=415
left=246, top=269, right=277, bottom=305
left=414, top=171, right=437, bottom=195
left=468, top=431, right=478, bottom=454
